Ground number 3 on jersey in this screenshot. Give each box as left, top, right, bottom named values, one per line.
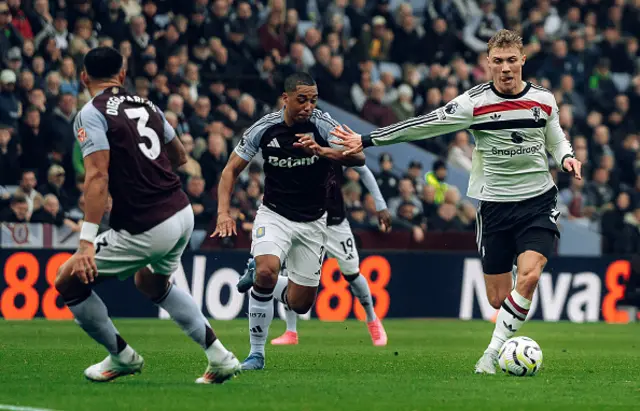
left=125, top=107, right=161, bottom=160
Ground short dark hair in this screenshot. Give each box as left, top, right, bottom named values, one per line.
left=83, top=47, right=124, bottom=80
left=284, top=72, right=316, bottom=93
left=11, top=193, right=27, bottom=206
left=433, top=159, right=447, bottom=172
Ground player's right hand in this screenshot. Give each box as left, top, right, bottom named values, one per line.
left=377, top=209, right=392, bottom=233
left=330, top=125, right=363, bottom=156
left=211, top=212, right=237, bottom=238
left=69, top=242, right=98, bottom=285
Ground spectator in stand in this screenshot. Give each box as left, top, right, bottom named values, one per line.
left=0, top=69, right=20, bottom=132
left=0, top=123, right=20, bottom=185
left=560, top=74, right=587, bottom=122
left=463, top=0, right=503, bottom=57
left=390, top=10, right=422, bottom=64
left=390, top=84, right=415, bottom=122
left=0, top=1, right=23, bottom=58
left=601, top=191, right=634, bottom=254
left=448, top=131, right=473, bottom=172
left=199, top=132, right=228, bottom=192
left=361, top=81, right=397, bottom=127
left=404, top=161, right=423, bottom=194
left=388, top=178, right=423, bottom=217
left=586, top=167, right=615, bottom=216
left=14, top=169, right=41, bottom=217
left=420, top=184, right=439, bottom=221
left=559, top=176, right=595, bottom=222
left=186, top=175, right=216, bottom=231
left=19, top=107, right=46, bottom=176
left=321, top=55, right=352, bottom=112
left=424, top=159, right=449, bottom=205
left=189, top=95, right=213, bottom=140
left=458, top=201, right=477, bottom=232
left=395, top=201, right=425, bottom=243
left=0, top=193, right=29, bottom=222
left=375, top=153, right=399, bottom=200
left=259, top=10, right=287, bottom=57
left=538, top=39, right=580, bottom=89
left=428, top=202, right=464, bottom=232
left=38, top=164, right=71, bottom=211
left=31, top=193, right=80, bottom=231
left=588, top=58, right=618, bottom=114
left=356, top=15, right=393, bottom=62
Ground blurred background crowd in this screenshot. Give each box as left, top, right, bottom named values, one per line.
left=0, top=0, right=638, bottom=253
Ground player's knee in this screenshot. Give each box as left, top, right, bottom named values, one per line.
left=288, top=299, right=313, bottom=315
left=254, top=259, right=279, bottom=288
left=342, top=273, right=359, bottom=282
left=488, top=294, right=503, bottom=310
left=54, top=264, right=73, bottom=297
left=134, top=268, right=168, bottom=301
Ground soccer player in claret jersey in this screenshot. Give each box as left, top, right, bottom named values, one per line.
left=213, top=72, right=365, bottom=370
left=237, top=161, right=392, bottom=346
left=54, top=47, right=241, bottom=384
left=331, top=30, right=583, bottom=374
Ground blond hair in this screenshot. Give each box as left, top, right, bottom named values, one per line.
left=487, top=29, right=524, bottom=53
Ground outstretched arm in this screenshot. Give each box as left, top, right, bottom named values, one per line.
left=295, top=134, right=365, bottom=166
left=213, top=152, right=249, bottom=238
left=331, top=94, right=474, bottom=155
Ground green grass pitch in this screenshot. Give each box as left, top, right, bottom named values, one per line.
left=0, top=319, right=638, bottom=411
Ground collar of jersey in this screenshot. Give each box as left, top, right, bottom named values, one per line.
left=489, top=81, right=531, bottom=100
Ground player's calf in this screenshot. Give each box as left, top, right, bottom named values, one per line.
left=515, top=250, right=546, bottom=299
left=286, top=281, right=317, bottom=315
left=56, top=261, right=139, bottom=381
left=484, top=272, right=514, bottom=310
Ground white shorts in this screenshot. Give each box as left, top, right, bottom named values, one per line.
left=94, top=205, right=194, bottom=279
left=325, top=218, right=360, bottom=275
left=251, top=205, right=327, bottom=287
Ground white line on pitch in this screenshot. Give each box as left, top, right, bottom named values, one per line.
left=0, top=404, right=60, bottom=411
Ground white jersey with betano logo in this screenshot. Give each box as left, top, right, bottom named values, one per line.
left=363, top=82, right=574, bottom=202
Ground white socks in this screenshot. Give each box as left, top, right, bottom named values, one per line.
left=487, top=289, right=531, bottom=355
left=248, top=289, right=274, bottom=356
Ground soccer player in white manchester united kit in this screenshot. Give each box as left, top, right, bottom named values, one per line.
left=331, top=30, right=582, bottom=374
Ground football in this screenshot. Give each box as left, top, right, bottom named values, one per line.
left=498, top=336, right=543, bottom=376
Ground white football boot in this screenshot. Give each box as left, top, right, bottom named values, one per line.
left=195, top=352, right=242, bottom=384
left=474, top=350, right=498, bottom=374
left=84, top=346, right=144, bottom=382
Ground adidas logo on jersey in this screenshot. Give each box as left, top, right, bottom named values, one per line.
left=268, top=155, right=319, bottom=168
left=267, top=138, right=280, bottom=148
left=345, top=254, right=355, bottom=260
left=250, top=326, right=263, bottom=334
left=490, top=113, right=501, bottom=120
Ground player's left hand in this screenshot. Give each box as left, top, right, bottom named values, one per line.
left=294, top=134, right=321, bottom=155
left=377, top=209, right=392, bottom=233
left=563, top=157, right=582, bottom=180
left=69, top=241, right=98, bottom=284
left=330, top=125, right=363, bottom=156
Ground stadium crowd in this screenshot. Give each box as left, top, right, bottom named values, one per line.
left=0, top=0, right=638, bottom=253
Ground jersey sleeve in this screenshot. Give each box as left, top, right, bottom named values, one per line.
left=234, top=124, right=262, bottom=161
left=544, top=99, right=574, bottom=170
left=158, top=109, right=177, bottom=143
left=74, top=104, right=110, bottom=158
left=353, top=165, right=387, bottom=211
left=362, top=93, right=474, bottom=147
left=310, top=110, right=343, bottom=149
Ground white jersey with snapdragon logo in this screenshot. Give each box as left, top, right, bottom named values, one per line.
left=363, top=82, right=574, bottom=202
